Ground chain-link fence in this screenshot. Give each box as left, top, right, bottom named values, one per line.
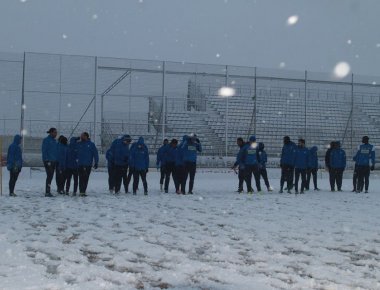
left=1, top=51, right=379, bottom=161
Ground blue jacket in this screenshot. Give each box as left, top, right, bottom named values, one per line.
left=106, top=149, right=113, bottom=168
left=280, top=141, right=296, bottom=167
left=42, top=135, right=58, bottom=162
left=67, top=137, right=79, bottom=169
left=175, top=136, right=187, bottom=166
left=163, top=144, right=177, bottom=164
left=308, top=146, right=318, bottom=169
left=330, top=147, right=346, bottom=169
left=258, top=150, right=268, bottom=168
left=77, top=140, right=99, bottom=167
left=57, top=142, right=68, bottom=170
left=234, top=143, right=247, bottom=167
left=354, top=144, right=375, bottom=166
left=182, top=138, right=202, bottom=163
left=7, top=135, right=22, bottom=171
left=110, top=138, right=130, bottom=167
left=294, top=146, right=309, bottom=169
left=238, top=143, right=259, bottom=166
left=156, top=145, right=166, bottom=167
left=130, top=137, right=149, bottom=171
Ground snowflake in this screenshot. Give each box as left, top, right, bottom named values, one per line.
left=67, top=103, right=72, bottom=108
left=287, top=15, right=299, bottom=26
left=333, top=62, right=350, bottom=79
left=92, top=14, right=98, bottom=20
left=216, top=53, right=221, bottom=58
left=279, top=62, right=286, bottom=68
left=62, top=34, right=68, bottom=39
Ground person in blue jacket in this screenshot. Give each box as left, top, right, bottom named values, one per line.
left=176, top=135, right=187, bottom=194
left=181, top=134, right=202, bottom=194
left=306, top=146, right=320, bottom=191
left=329, top=141, right=346, bottom=192
left=130, top=137, right=149, bottom=195
left=66, top=137, right=79, bottom=195
left=294, top=139, right=308, bottom=194
left=77, top=132, right=99, bottom=196
left=354, top=136, right=376, bottom=193
left=279, top=136, right=296, bottom=193
left=162, top=139, right=178, bottom=193
left=257, top=142, right=273, bottom=192
left=41, top=127, right=58, bottom=197
left=7, top=134, right=22, bottom=196
left=232, top=137, right=248, bottom=193
left=237, top=135, right=261, bottom=193
left=110, top=134, right=132, bottom=194
left=106, top=148, right=114, bottom=193
left=156, top=139, right=169, bottom=192
left=56, top=135, right=68, bottom=195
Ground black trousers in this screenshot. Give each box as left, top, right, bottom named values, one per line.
left=238, top=168, right=245, bottom=191
left=9, top=170, right=20, bottom=194
left=133, top=170, right=148, bottom=193
left=353, top=165, right=358, bottom=190
left=114, top=165, right=128, bottom=193
left=44, top=161, right=57, bottom=194
left=176, top=165, right=185, bottom=192
left=126, top=167, right=134, bottom=191
left=294, top=168, right=307, bottom=192
left=306, top=168, right=318, bottom=190
left=66, top=168, right=78, bottom=193
left=245, top=164, right=261, bottom=192
left=78, top=166, right=92, bottom=194
left=329, top=168, right=344, bottom=191
left=56, top=168, right=67, bottom=193
left=280, top=165, right=294, bottom=190
left=356, top=165, right=370, bottom=192
left=259, top=167, right=270, bottom=188
left=160, top=166, right=165, bottom=185
left=108, top=166, right=115, bottom=191
left=183, top=161, right=196, bottom=193
left=164, top=162, right=176, bottom=191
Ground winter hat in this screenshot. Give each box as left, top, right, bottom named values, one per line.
left=258, top=142, right=265, bottom=151
left=362, top=136, right=369, bottom=143
left=249, top=135, right=256, bottom=142
left=46, top=127, right=57, bottom=134
left=122, top=134, right=132, bottom=142
left=283, top=136, right=290, bottom=143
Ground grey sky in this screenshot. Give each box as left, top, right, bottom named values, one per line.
left=1, top=0, right=379, bottom=76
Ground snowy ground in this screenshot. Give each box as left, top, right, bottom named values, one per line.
left=0, top=168, right=380, bottom=290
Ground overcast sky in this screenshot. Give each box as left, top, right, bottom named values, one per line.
left=1, top=0, right=379, bottom=76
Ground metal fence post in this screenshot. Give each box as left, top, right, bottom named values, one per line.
left=351, top=73, right=354, bottom=160
left=225, top=65, right=229, bottom=157
left=58, top=55, right=62, bottom=133
left=304, top=70, right=307, bottom=139
left=20, top=52, right=26, bottom=151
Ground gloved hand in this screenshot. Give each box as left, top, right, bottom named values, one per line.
left=146, top=168, right=149, bottom=173
left=93, top=164, right=98, bottom=170
left=196, top=138, right=200, bottom=144
left=371, top=165, right=375, bottom=171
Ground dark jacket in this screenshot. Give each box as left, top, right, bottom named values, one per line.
left=77, top=140, right=99, bottom=167
left=7, top=135, right=22, bottom=172
left=294, top=146, right=309, bottom=169
left=57, top=142, right=68, bottom=170
left=111, top=137, right=130, bottom=167
left=156, top=145, right=167, bottom=167
left=67, top=137, right=79, bottom=169
left=181, top=137, right=202, bottom=163
left=354, top=143, right=375, bottom=166
left=280, top=141, right=296, bottom=167
left=130, top=137, right=149, bottom=171
left=308, top=146, right=318, bottom=169
left=42, top=135, right=58, bottom=162
left=330, top=144, right=346, bottom=169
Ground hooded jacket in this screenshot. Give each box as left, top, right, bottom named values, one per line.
left=238, top=142, right=259, bottom=166
left=7, top=135, right=22, bottom=171
left=130, top=137, right=149, bottom=170
left=162, top=144, right=177, bottom=164
left=234, top=142, right=247, bottom=167
left=175, top=136, right=187, bottom=166
left=57, top=141, right=68, bottom=170
left=156, top=144, right=167, bottom=167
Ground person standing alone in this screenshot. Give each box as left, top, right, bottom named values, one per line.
left=7, top=134, right=23, bottom=196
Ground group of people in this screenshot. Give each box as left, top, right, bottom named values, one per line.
left=106, top=134, right=202, bottom=195
left=4, top=127, right=376, bottom=197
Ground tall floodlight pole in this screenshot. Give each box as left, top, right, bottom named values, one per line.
left=58, top=55, right=62, bottom=133
left=20, top=52, right=26, bottom=151
left=304, top=70, right=307, bottom=139
left=225, top=65, right=229, bottom=157
left=219, top=85, right=235, bottom=158
left=93, top=56, right=98, bottom=146
left=162, top=61, right=166, bottom=141
left=351, top=73, right=354, bottom=161
left=254, top=67, right=257, bottom=135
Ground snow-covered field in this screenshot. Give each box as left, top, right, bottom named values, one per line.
left=0, top=168, right=380, bottom=290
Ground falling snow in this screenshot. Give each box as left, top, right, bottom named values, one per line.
left=333, top=62, right=350, bottom=79
left=287, top=15, right=299, bottom=26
